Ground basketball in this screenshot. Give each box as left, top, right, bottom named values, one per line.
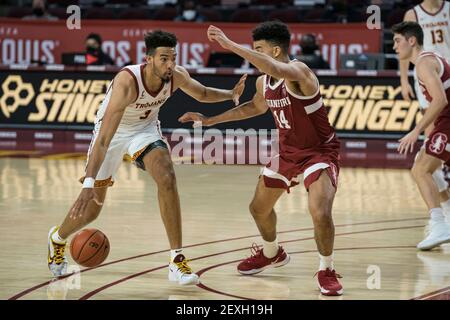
left=70, top=229, right=110, bottom=268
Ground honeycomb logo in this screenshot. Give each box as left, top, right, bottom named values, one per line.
left=0, top=75, right=35, bottom=118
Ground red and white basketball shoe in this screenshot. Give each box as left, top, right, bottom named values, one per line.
left=237, top=243, right=290, bottom=275
left=316, top=268, right=343, bottom=296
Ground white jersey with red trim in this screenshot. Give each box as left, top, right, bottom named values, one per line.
left=95, top=63, right=173, bottom=132
left=414, top=1, right=450, bottom=58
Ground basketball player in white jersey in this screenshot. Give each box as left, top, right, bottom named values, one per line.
left=394, top=21, right=450, bottom=250
left=400, top=0, right=450, bottom=219
left=47, top=30, right=247, bottom=284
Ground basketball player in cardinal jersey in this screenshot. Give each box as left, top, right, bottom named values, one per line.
left=400, top=0, right=450, bottom=219
left=47, top=30, right=247, bottom=284
left=180, top=21, right=343, bottom=296
left=395, top=21, right=450, bottom=250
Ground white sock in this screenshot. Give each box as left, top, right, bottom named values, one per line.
left=440, top=199, right=450, bottom=215
left=430, top=208, right=445, bottom=222
left=262, top=238, right=279, bottom=259
left=319, top=253, right=334, bottom=271
left=51, top=230, right=66, bottom=244
left=170, top=248, right=183, bottom=261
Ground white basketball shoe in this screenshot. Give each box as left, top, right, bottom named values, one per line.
left=417, top=219, right=450, bottom=250
left=168, top=254, right=199, bottom=285
left=48, top=226, right=68, bottom=277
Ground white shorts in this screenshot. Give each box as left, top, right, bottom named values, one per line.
left=81, top=121, right=168, bottom=187
left=413, top=68, right=429, bottom=110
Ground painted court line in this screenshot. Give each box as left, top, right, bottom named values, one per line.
left=79, top=225, right=424, bottom=300
left=8, top=217, right=429, bottom=300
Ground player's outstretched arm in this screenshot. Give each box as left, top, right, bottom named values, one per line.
left=207, top=25, right=308, bottom=82
left=173, top=65, right=247, bottom=105
left=398, top=57, right=448, bottom=154
left=179, top=76, right=268, bottom=127
left=70, top=71, right=137, bottom=219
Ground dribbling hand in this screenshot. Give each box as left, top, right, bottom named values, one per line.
left=69, top=188, right=103, bottom=220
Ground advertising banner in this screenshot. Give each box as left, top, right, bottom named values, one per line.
left=0, top=19, right=381, bottom=69
left=0, top=69, right=420, bottom=139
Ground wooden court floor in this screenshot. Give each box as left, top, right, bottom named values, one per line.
left=1, top=157, right=450, bottom=300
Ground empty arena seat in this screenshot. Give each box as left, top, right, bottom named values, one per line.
left=230, top=9, right=264, bottom=23
left=267, top=8, right=300, bottom=23
left=118, top=8, right=151, bottom=20
left=152, top=6, right=177, bottom=21
left=302, top=7, right=326, bottom=21
left=84, top=7, right=115, bottom=19
left=7, top=7, right=33, bottom=18
left=48, top=7, right=69, bottom=19
left=47, top=0, right=79, bottom=6
left=198, top=8, right=222, bottom=22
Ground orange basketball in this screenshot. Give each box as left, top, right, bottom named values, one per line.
left=70, top=228, right=110, bottom=268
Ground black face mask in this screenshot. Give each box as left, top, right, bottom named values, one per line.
left=33, top=8, right=44, bottom=17
left=86, top=46, right=100, bottom=56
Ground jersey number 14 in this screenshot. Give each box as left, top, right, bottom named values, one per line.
left=273, top=110, right=291, bottom=129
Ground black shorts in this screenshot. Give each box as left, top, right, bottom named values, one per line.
left=134, top=139, right=169, bottom=171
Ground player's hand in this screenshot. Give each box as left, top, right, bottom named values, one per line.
left=231, top=74, right=247, bottom=106
left=178, top=112, right=212, bottom=128
left=69, top=188, right=103, bottom=220
left=398, top=129, right=419, bottom=154
left=401, top=81, right=415, bottom=101
left=207, top=25, right=233, bottom=50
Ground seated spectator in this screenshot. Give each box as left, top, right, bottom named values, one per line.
left=174, top=0, right=206, bottom=22
left=22, top=0, right=57, bottom=21
left=296, top=34, right=330, bottom=69
left=85, top=33, right=115, bottom=66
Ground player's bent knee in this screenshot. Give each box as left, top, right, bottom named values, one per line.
left=155, top=169, right=177, bottom=191
left=310, top=210, right=333, bottom=225
left=411, top=161, right=429, bottom=179
left=309, top=200, right=332, bottom=221
left=249, top=201, right=268, bottom=218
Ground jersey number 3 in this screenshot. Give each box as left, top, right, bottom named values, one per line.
left=140, top=110, right=151, bottom=120
left=273, top=110, right=291, bottom=129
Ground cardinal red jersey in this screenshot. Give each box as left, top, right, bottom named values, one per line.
left=263, top=73, right=337, bottom=153
left=261, top=67, right=340, bottom=191
left=417, top=51, right=450, bottom=165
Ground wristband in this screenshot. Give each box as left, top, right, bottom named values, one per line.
left=82, top=177, right=95, bottom=188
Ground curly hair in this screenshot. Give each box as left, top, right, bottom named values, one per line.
left=144, top=30, right=178, bottom=55
left=252, top=21, right=291, bottom=53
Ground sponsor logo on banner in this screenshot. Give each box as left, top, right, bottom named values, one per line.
left=0, top=75, right=34, bottom=118
left=0, top=75, right=109, bottom=123
left=322, top=84, right=422, bottom=132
